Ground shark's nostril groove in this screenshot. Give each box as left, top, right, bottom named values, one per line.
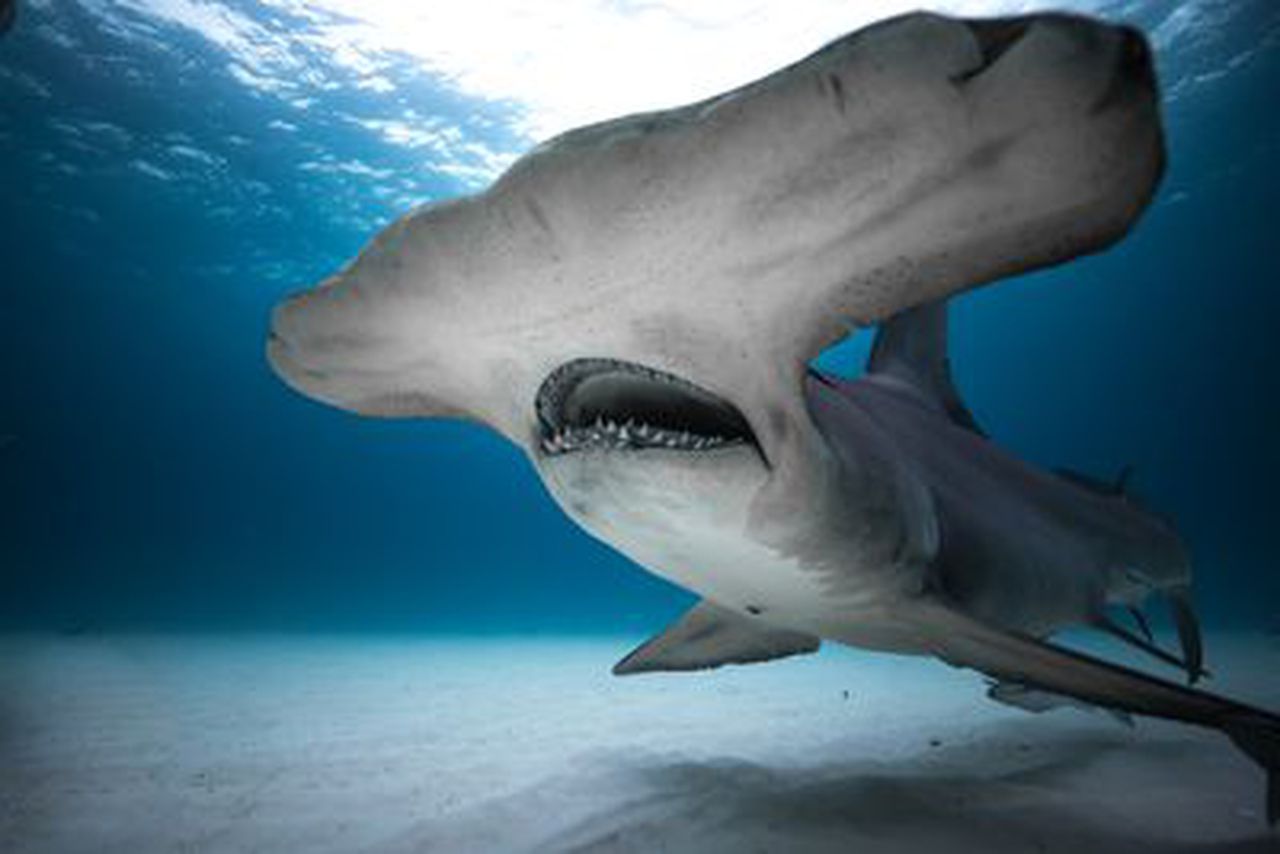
left=951, top=17, right=1031, bottom=83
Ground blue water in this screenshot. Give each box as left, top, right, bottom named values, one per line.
left=1, top=0, right=1277, bottom=635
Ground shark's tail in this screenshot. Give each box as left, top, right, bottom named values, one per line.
left=1225, top=716, right=1280, bottom=825
left=910, top=599, right=1280, bottom=825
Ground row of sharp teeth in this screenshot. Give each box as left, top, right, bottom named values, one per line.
left=542, top=417, right=737, bottom=455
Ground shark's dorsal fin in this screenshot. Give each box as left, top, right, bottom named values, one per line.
left=866, top=301, right=985, bottom=436
left=1054, top=464, right=1135, bottom=497
left=612, top=600, right=819, bottom=676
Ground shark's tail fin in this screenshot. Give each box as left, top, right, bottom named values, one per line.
left=910, top=599, right=1280, bottom=826
left=1225, top=715, right=1280, bottom=825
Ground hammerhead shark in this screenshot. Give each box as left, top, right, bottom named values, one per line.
left=267, top=12, right=1279, bottom=822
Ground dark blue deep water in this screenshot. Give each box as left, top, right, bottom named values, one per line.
left=1, top=0, right=1277, bottom=635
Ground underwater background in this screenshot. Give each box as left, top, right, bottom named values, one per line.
left=1, top=0, right=1278, bottom=637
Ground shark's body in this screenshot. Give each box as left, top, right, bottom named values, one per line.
left=268, top=12, right=1280, bottom=822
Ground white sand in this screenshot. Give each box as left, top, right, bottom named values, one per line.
left=1, top=631, right=1277, bottom=853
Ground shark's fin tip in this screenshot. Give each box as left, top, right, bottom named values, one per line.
left=613, top=600, right=819, bottom=676
left=866, top=300, right=986, bottom=436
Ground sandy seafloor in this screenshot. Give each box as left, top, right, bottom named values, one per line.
left=1, top=631, right=1277, bottom=853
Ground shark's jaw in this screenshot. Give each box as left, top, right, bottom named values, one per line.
left=534, top=359, right=762, bottom=460
left=531, top=358, right=785, bottom=618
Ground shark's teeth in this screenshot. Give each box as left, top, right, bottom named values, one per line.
left=540, top=419, right=745, bottom=457
left=534, top=357, right=757, bottom=460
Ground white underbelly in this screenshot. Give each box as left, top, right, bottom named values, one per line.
left=539, top=448, right=927, bottom=653
left=540, top=449, right=833, bottom=630
left=607, top=508, right=831, bottom=626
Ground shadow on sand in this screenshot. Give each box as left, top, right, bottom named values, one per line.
left=384, top=720, right=1276, bottom=854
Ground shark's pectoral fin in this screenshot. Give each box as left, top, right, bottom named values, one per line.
left=910, top=599, right=1280, bottom=824
left=612, top=600, right=819, bottom=676
left=866, top=300, right=985, bottom=436
left=987, top=679, right=1134, bottom=727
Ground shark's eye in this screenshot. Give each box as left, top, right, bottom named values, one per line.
left=534, top=359, right=756, bottom=456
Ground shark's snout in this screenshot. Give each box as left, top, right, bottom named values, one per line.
left=266, top=289, right=344, bottom=405
left=267, top=281, right=466, bottom=420
left=265, top=318, right=325, bottom=403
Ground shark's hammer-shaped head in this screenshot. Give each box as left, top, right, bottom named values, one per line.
left=268, top=12, right=1163, bottom=590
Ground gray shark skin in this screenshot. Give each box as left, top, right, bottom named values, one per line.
left=267, top=13, right=1280, bottom=823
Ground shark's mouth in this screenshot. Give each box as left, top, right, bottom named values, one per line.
left=535, top=359, right=758, bottom=457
